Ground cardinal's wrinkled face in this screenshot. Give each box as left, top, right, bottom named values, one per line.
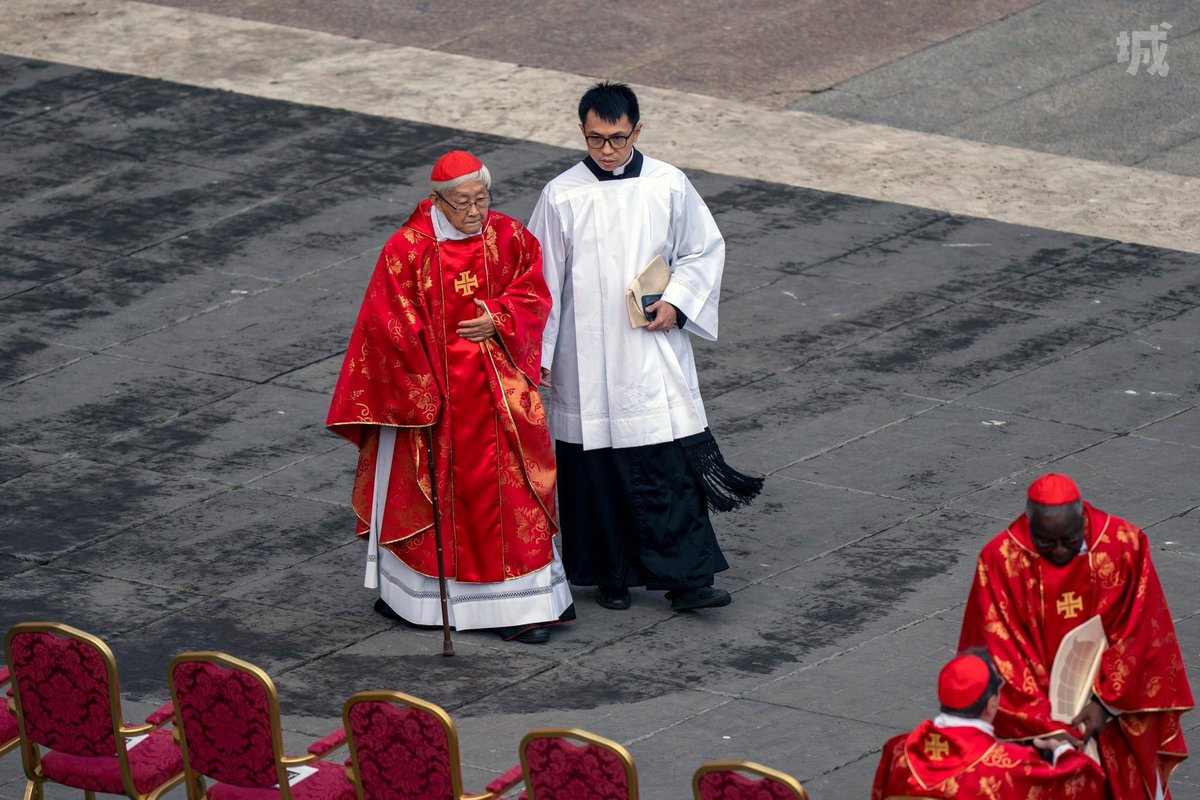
left=1027, top=502, right=1086, bottom=566
left=432, top=178, right=489, bottom=234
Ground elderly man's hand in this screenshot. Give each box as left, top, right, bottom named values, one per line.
left=1072, top=699, right=1110, bottom=743
left=644, top=299, right=678, bottom=332
left=458, top=299, right=497, bottom=342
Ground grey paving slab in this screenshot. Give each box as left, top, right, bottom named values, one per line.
left=273, top=633, right=559, bottom=719
left=0, top=354, right=251, bottom=452
left=1146, top=505, right=1200, bottom=560
left=0, top=564, right=202, bottom=641
left=0, top=335, right=86, bottom=383
left=779, top=404, right=1110, bottom=505
left=0, top=456, right=226, bottom=561
left=971, top=249, right=1200, bottom=333
left=0, top=256, right=277, bottom=352
left=268, top=353, right=344, bottom=394
left=1135, top=406, right=1200, bottom=449
left=1152, top=550, right=1200, bottom=619
left=0, top=234, right=95, bottom=301
left=704, top=372, right=943, bottom=474
left=948, top=434, right=1200, bottom=528
left=0, top=445, right=63, bottom=483
left=104, top=596, right=384, bottom=700
left=105, top=267, right=369, bottom=382
left=246, top=439, right=356, bottom=505
left=91, top=383, right=339, bottom=484
left=763, top=509, right=994, bottom=620
left=54, top=487, right=352, bottom=595
left=0, top=129, right=145, bottom=216
left=793, top=0, right=1200, bottom=176
left=957, top=334, right=1200, bottom=433
left=0, top=57, right=134, bottom=126
left=746, top=615, right=961, bottom=731
left=0, top=160, right=284, bottom=254
left=628, top=698, right=899, bottom=799
left=814, top=306, right=1120, bottom=400
left=802, top=216, right=1111, bottom=300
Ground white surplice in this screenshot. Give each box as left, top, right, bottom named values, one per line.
left=528, top=152, right=725, bottom=450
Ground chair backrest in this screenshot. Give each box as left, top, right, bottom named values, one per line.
left=168, top=652, right=288, bottom=794
left=520, top=728, right=638, bottom=800
left=343, top=690, right=462, bottom=800
left=692, top=760, right=809, bottom=800
left=4, top=622, right=121, bottom=758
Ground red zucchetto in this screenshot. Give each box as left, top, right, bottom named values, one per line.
left=430, top=150, right=484, bottom=182
left=1026, top=473, right=1081, bottom=505
left=938, top=653, right=991, bottom=709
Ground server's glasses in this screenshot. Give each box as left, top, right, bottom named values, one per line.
left=584, top=131, right=634, bottom=150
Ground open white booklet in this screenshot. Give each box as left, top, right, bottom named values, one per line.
left=1049, top=614, right=1107, bottom=761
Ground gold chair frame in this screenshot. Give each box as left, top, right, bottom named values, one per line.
left=1, top=666, right=19, bottom=758
left=518, top=727, right=639, bottom=800
left=342, top=689, right=519, bottom=800
left=692, top=759, right=809, bottom=800
left=168, top=651, right=326, bottom=800
left=5, top=621, right=185, bottom=800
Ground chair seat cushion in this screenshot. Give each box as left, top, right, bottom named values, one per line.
left=0, top=705, right=18, bottom=746
left=207, top=760, right=355, bottom=800
left=40, top=727, right=183, bottom=794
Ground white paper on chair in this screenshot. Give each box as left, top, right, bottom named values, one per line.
left=124, top=734, right=149, bottom=750
left=283, top=765, right=319, bottom=787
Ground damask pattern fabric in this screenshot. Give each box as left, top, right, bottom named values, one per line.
left=172, top=661, right=279, bottom=788
left=523, top=737, right=633, bottom=800
left=347, top=700, right=454, bottom=800
left=206, top=761, right=355, bottom=800
left=696, top=770, right=801, bottom=800
left=39, top=728, right=183, bottom=794
left=8, top=631, right=115, bottom=756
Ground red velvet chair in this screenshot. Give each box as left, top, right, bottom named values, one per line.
left=4, top=621, right=185, bottom=800
left=1, top=666, right=19, bottom=759
left=512, top=728, right=638, bottom=800
left=340, top=690, right=523, bottom=800
left=692, top=760, right=809, bottom=800
left=167, top=651, right=355, bottom=800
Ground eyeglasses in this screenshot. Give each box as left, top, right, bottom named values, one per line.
left=584, top=130, right=634, bottom=150
left=436, top=191, right=491, bottom=213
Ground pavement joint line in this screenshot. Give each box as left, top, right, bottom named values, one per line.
left=3, top=0, right=1197, bottom=253
left=765, top=403, right=948, bottom=476
left=622, top=696, right=739, bottom=747
left=945, top=399, right=1127, bottom=435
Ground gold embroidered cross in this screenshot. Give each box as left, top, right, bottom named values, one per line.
left=924, top=733, right=949, bottom=761
left=454, top=270, right=479, bottom=297
left=1056, top=592, right=1083, bottom=619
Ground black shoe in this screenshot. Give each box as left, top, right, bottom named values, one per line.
left=595, top=586, right=632, bottom=610
left=512, top=627, right=550, bottom=644
left=668, top=586, right=731, bottom=611
left=373, top=598, right=402, bottom=620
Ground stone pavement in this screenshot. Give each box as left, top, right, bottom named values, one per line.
left=1, top=11, right=1199, bottom=800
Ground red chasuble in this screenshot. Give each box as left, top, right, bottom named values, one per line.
left=959, top=503, right=1193, bottom=799
left=872, top=721, right=1104, bottom=799
left=326, top=200, right=556, bottom=582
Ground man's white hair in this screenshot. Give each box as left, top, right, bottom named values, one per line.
left=431, top=165, right=491, bottom=195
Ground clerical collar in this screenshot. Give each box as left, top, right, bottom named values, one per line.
left=933, top=713, right=994, bottom=736
left=583, top=149, right=643, bottom=181
left=431, top=204, right=482, bottom=241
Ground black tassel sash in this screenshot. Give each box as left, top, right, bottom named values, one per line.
left=679, top=428, right=765, bottom=512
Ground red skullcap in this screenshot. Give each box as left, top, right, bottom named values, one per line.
left=431, top=150, right=484, bottom=182
left=1027, top=473, right=1081, bottom=505
left=938, top=653, right=991, bottom=709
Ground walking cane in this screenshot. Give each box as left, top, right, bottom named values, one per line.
left=424, top=426, right=455, bottom=656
